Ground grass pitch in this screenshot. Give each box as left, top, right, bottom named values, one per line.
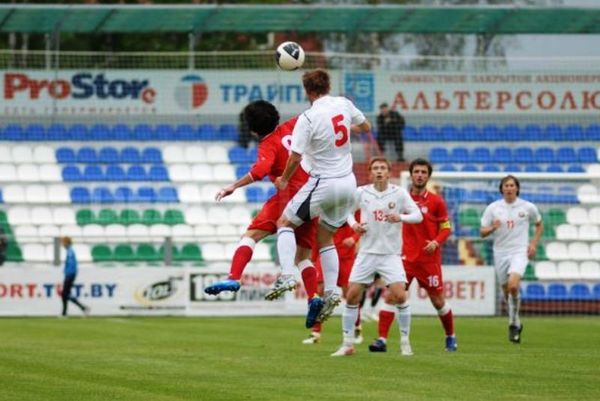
left=1, top=316, right=598, bottom=401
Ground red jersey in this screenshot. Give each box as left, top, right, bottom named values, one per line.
left=402, top=190, right=451, bottom=264
left=248, top=117, right=308, bottom=187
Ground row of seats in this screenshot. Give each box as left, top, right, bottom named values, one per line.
left=56, top=147, right=163, bottom=164
left=0, top=164, right=62, bottom=182
left=76, top=208, right=184, bottom=226
left=62, top=165, right=169, bottom=182
left=459, top=207, right=570, bottom=227
left=429, top=146, right=598, bottom=164
left=92, top=243, right=203, bottom=262
left=0, top=124, right=239, bottom=141
left=552, top=224, right=600, bottom=241
left=0, top=145, right=55, bottom=163
left=444, top=187, right=579, bottom=205
left=437, top=163, right=589, bottom=173
left=405, top=124, right=600, bottom=142
left=545, top=242, right=600, bottom=261
left=522, top=282, right=600, bottom=301
left=70, top=186, right=178, bottom=204
left=561, top=207, right=600, bottom=225
left=535, top=261, right=600, bottom=280
left=168, top=164, right=236, bottom=182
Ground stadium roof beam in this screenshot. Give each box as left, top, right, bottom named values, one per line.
left=1, top=4, right=600, bottom=34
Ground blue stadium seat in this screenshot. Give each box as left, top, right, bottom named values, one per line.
left=92, top=187, right=114, bottom=204
left=56, top=148, right=76, bottom=163
left=106, top=165, right=126, bottom=182
left=482, top=125, right=502, bottom=141
left=148, top=166, right=169, bottom=181
left=461, top=164, right=478, bottom=172
left=503, top=125, right=522, bottom=141
left=246, top=187, right=265, bottom=203
left=419, top=125, right=439, bottom=141
left=219, top=124, right=239, bottom=141
left=90, top=124, right=112, bottom=140
left=69, top=124, right=89, bottom=141
left=533, top=147, right=555, bottom=163
left=0, top=190, right=3, bottom=203
left=449, top=147, right=469, bottom=163
left=98, top=147, right=119, bottom=164
left=513, top=147, right=534, bottom=163
left=229, top=146, right=255, bottom=164
left=429, top=148, right=449, bottom=164
left=523, top=124, right=542, bottom=141
left=439, top=164, right=457, bottom=172
left=593, top=284, right=600, bottom=300
left=578, top=147, right=598, bottom=163
left=175, top=124, right=197, bottom=140
left=504, top=164, right=521, bottom=172
left=556, top=147, right=577, bottom=163
left=266, top=186, right=276, bottom=198
left=199, top=124, right=217, bottom=140
left=47, top=124, right=69, bottom=140
left=157, top=187, right=178, bottom=203
left=112, top=124, right=132, bottom=141
left=461, top=125, right=479, bottom=141
left=569, top=284, right=592, bottom=300
left=3, top=124, right=24, bottom=140
left=547, top=283, right=568, bottom=300
left=440, top=125, right=460, bottom=141
left=492, top=147, right=512, bottom=164
left=141, top=147, right=162, bottom=164
left=465, top=189, right=490, bottom=203
left=471, top=147, right=491, bottom=163
left=443, top=187, right=467, bottom=202
left=155, top=124, right=174, bottom=141
left=70, top=187, right=91, bottom=204
left=567, top=164, right=585, bottom=173
left=235, top=165, right=252, bottom=179
left=133, top=124, right=153, bottom=141
left=121, top=147, right=141, bottom=164
left=524, top=165, right=542, bottom=173
left=114, top=186, right=135, bottom=203
left=62, top=165, right=83, bottom=182
left=565, top=125, right=584, bottom=141
left=404, top=125, right=417, bottom=141
left=137, top=187, right=157, bottom=203
left=26, top=124, right=46, bottom=141
left=544, top=124, right=562, bottom=140
left=127, top=165, right=147, bottom=181
left=546, top=164, right=563, bottom=173
left=585, top=124, right=600, bottom=141
left=482, top=164, right=501, bottom=172
left=523, top=283, right=545, bottom=301
left=77, top=147, right=98, bottom=163
left=84, top=165, right=105, bottom=181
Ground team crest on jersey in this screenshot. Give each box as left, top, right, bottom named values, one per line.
left=388, top=202, right=396, bottom=209
left=519, top=211, right=526, bottom=218
left=421, top=206, right=428, bottom=214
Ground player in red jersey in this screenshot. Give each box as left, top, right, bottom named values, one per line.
left=369, top=157, right=456, bottom=353
left=204, top=101, right=320, bottom=314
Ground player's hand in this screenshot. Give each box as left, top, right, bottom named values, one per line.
left=352, top=222, right=367, bottom=234
left=274, top=176, right=288, bottom=190
left=215, top=185, right=235, bottom=202
left=342, top=237, right=356, bottom=248
left=423, top=240, right=439, bottom=254
left=384, top=213, right=402, bottom=223
left=492, top=219, right=502, bottom=230
left=527, top=242, right=537, bottom=259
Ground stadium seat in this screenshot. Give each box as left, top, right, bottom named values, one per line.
left=30, top=207, right=54, bottom=225
left=481, top=125, right=501, bottom=141
left=580, top=261, right=600, bottom=280
left=47, top=124, right=68, bottom=140
left=114, top=186, right=135, bottom=203
left=47, top=185, right=70, bottom=203
left=481, top=164, right=500, bottom=172
left=471, top=147, right=491, bottom=163
left=90, top=124, right=111, bottom=140
left=133, top=125, right=153, bottom=141
left=524, top=165, right=542, bottom=173
left=460, top=125, right=478, bottom=141
left=178, top=185, right=201, bottom=203
left=206, top=206, right=229, bottom=225
left=589, top=207, right=600, bottom=224
left=0, top=146, right=12, bottom=163
left=97, top=209, right=118, bottom=226
left=92, top=245, right=113, bottom=262
left=183, top=145, right=206, bottom=163
left=148, top=165, right=169, bottom=181
left=544, top=124, right=562, bottom=141
left=84, top=165, right=105, bottom=181
left=127, top=165, right=147, bottom=181
left=17, top=164, right=39, bottom=182
left=533, top=147, right=554, bottom=163
left=92, top=187, right=114, bottom=204
left=545, top=242, right=568, bottom=260
left=492, top=147, right=512, bottom=164
left=171, top=224, right=194, bottom=238
left=3, top=124, right=23, bottom=141
left=33, top=145, right=56, bottom=163
left=39, top=164, right=62, bottom=182
left=569, top=242, right=591, bottom=260
left=136, top=244, right=161, bottom=261
left=117, top=209, right=139, bottom=226
left=194, top=224, right=216, bottom=236
left=164, top=145, right=185, bottom=163
left=15, top=225, right=38, bottom=242
left=12, top=146, right=34, bottom=164
left=513, top=147, right=533, bottom=163
left=62, top=165, right=82, bottom=182
left=578, top=147, right=598, bottom=163
left=216, top=224, right=238, bottom=236
left=104, top=224, right=126, bottom=240
left=449, top=147, right=469, bottom=163
left=121, top=147, right=141, bottom=164
left=419, top=125, right=438, bottom=141
left=555, top=224, right=578, bottom=240
left=185, top=207, right=207, bottom=225
left=567, top=164, right=585, bottom=173
left=56, top=147, right=76, bottom=163
left=565, top=125, right=585, bottom=141
left=569, top=284, right=592, bottom=300
left=547, top=283, right=568, bottom=300
left=176, top=124, right=199, bottom=140
left=557, top=261, right=580, bottom=279
left=566, top=207, right=588, bottom=225
left=168, top=164, right=192, bottom=182
left=429, top=148, right=449, bottom=164
left=3, top=185, right=26, bottom=203
left=523, top=283, right=545, bottom=301
left=504, top=164, right=521, bottom=172
left=235, top=164, right=252, bottom=179
left=114, top=244, right=135, bottom=262
left=202, top=243, right=225, bottom=261
left=77, top=147, right=98, bottom=163
left=155, top=124, right=174, bottom=141
left=577, top=184, right=599, bottom=203
left=246, top=187, right=265, bottom=203
left=23, top=244, right=48, bottom=262
left=112, top=124, right=132, bottom=141
left=53, top=207, right=76, bottom=225
left=106, top=165, right=126, bottom=182
left=177, top=244, right=203, bottom=261
left=439, top=164, right=457, bottom=172
left=205, top=145, right=229, bottom=164
left=127, top=224, right=149, bottom=239
left=60, top=225, right=82, bottom=238
left=157, top=187, right=178, bottom=203
left=505, top=124, right=524, bottom=141
left=546, top=164, right=563, bottom=173
left=82, top=224, right=105, bottom=241
left=8, top=207, right=30, bottom=225
left=557, top=147, right=577, bottom=163
left=142, top=209, right=162, bottom=225
left=164, top=209, right=185, bottom=225
left=99, top=147, right=119, bottom=164
left=212, top=164, right=236, bottom=181
left=219, top=124, right=238, bottom=141
left=229, top=206, right=252, bottom=225
left=192, top=164, right=213, bottom=181
left=142, top=147, right=163, bottom=164
left=578, top=224, right=600, bottom=242
left=137, top=187, right=157, bottom=203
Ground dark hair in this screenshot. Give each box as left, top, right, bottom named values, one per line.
left=302, top=69, right=330, bottom=97
left=499, top=175, right=520, bottom=196
left=408, top=158, right=433, bottom=177
left=243, top=100, right=280, bottom=139
left=368, top=156, right=391, bottom=171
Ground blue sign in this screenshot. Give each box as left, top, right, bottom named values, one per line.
left=344, top=72, right=374, bottom=113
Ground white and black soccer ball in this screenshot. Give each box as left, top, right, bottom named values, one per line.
left=275, top=41, right=305, bottom=71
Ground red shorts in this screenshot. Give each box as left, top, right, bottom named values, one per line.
left=404, top=260, right=444, bottom=295
left=247, top=189, right=316, bottom=250
left=315, top=255, right=355, bottom=288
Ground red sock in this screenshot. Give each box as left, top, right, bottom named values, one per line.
left=228, top=245, right=253, bottom=280
left=439, top=309, right=454, bottom=336
left=378, top=310, right=395, bottom=339
left=301, top=265, right=319, bottom=300
left=312, top=322, right=322, bottom=333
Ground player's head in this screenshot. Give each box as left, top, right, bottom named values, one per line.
left=409, top=158, right=433, bottom=190
left=61, top=236, right=72, bottom=248
left=243, top=100, right=280, bottom=140
left=499, top=175, right=520, bottom=197
left=368, top=156, right=391, bottom=184
left=379, top=102, right=389, bottom=115
left=302, top=69, right=331, bottom=99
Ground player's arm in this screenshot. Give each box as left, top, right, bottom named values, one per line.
left=349, top=99, right=371, bottom=134
left=424, top=199, right=452, bottom=254
left=215, top=173, right=254, bottom=201
left=347, top=191, right=367, bottom=234
left=528, top=205, right=544, bottom=258
left=386, top=190, right=423, bottom=223
left=480, top=206, right=500, bottom=238
left=276, top=113, right=308, bottom=190
left=275, top=151, right=301, bottom=190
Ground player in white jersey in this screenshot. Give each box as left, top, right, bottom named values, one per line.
left=270, top=69, right=372, bottom=328
left=331, top=157, right=423, bottom=357
left=480, top=175, right=543, bottom=344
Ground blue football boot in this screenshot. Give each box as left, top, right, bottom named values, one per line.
left=445, top=335, right=458, bottom=352
left=204, top=279, right=241, bottom=295
left=305, top=296, right=324, bottom=328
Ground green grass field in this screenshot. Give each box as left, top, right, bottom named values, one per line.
left=1, top=316, right=598, bottom=401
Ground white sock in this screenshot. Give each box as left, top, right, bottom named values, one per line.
left=508, top=294, right=521, bottom=327
left=238, top=236, right=256, bottom=250
left=396, top=302, right=411, bottom=339
left=319, top=245, right=340, bottom=294
left=276, top=227, right=297, bottom=276
left=342, top=304, right=359, bottom=346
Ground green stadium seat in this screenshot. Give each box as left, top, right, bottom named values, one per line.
left=176, top=244, right=202, bottom=261
left=270, top=243, right=278, bottom=262
left=542, top=224, right=556, bottom=240
left=92, top=245, right=113, bottom=262
left=120, top=209, right=141, bottom=225
left=76, top=209, right=94, bottom=225
left=163, top=209, right=185, bottom=225
left=523, top=264, right=537, bottom=281
left=97, top=209, right=118, bottom=226
left=136, top=243, right=161, bottom=261
left=114, top=244, right=135, bottom=262
left=0, top=210, right=7, bottom=223
left=459, top=208, right=481, bottom=227
left=535, top=243, right=548, bottom=261
left=7, top=242, right=23, bottom=262
left=0, top=222, right=12, bottom=236
left=545, top=208, right=566, bottom=226
left=142, top=209, right=162, bottom=225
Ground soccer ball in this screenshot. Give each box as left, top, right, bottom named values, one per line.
left=275, top=41, right=305, bottom=71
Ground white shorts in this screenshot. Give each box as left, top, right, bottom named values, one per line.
left=494, top=253, right=528, bottom=285
left=349, top=253, right=407, bottom=285
left=284, top=173, right=356, bottom=231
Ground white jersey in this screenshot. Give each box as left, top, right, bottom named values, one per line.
left=349, top=184, right=422, bottom=255
left=481, top=198, right=542, bottom=256
left=291, top=95, right=366, bottom=178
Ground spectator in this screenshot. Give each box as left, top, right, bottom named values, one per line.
left=61, top=237, right=90, bottom=317
left=0, top=227, right=7, bottom=266
left=376, top=102, right=405, bottom=161
left=237, top=109, right=254, bottom=149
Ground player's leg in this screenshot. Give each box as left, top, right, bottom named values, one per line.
left=338, top=256, right=362, bottom=344
left=387, top=281, right=413, bottom=356
left=296, top=240, right=324, bottom=328
left=61, top=275, right=74, bottom=316
left=303, top=271, right=324, bottom=344
left=370, top=291, right=395, bottom=352
left=315, top=223, right=343, bottom=322
left=331, top=282, right=364, bottom=357
left=507, top=254, right=527, bottom=343
left=422, top=262, right=457, bottom=351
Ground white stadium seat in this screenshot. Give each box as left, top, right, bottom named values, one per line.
left=568, top=242, right=590, bottom=260
left=150, top=224, right=171, bottom=238
left=33, top=145, right=56, bottom=163
left=557, top=261, right=580, bottom=280
left=194, top=224, right=216, bottom=237
left=53, top=207, right=76, bottom=225
left=60, top=225, right=82, bottom=238
left=178, top=184, right=201, bottom=203
left=191, top=164, right=214, bottom=182
left=206, top=206, right=229, bottom=225
left=589, top=207, right=600, bottom=224
left=555, top=224, right=578, bottom=241
left=577, top=184, right=599, bottom=203
left=3, top=185, right=26, bottom=203
left=184, top=145, right=206, bottom=163
left=26, top=185, right=48, bottom=203
left=11, top=146, right=34, bottom=163
left=201, top=185, right=221, bottom=202
left=171, top=224, right=194, bottom=238
left=23, top=244, right=49, bottom=262
left=73, top=244, right=92, bottom=263
left=104, top=224, right=127, bottom=241
left=8, top=207, right=31, bottom=225
left=31, top=207, right=54, bottom=225
left=578, top=224, right=600, bottom=241
left=545, top=242, right=568, bottom=260
left=82, top=224, right=105, bottom=242
left=39, top=164, right=62, bottom=182
left=168, top=164, right=193, bottom=182
left=229, top=206, right=252, bottom=226
left=127, top=224, right=149, bottom=239
left=212, top=164, right=236, bottom=182
left=185, top=207, right=207, bottom=225
left=253, top=243, right=272, bottom=261
left=216, top=224, right=238, bottom=236
left=38, top=224, right=60, bottom=239
left=0, top=164, right=17, bottom=182
left=47, top=185, right=71, bottom=203
left=221, top=187, right=246, bottom=203
left=163, top=145, right=185, bottom=163
left=14, top=225, right=38, bottom=242
left=0, top=145, right=12, bottom=163
left=591, top=242, right=600, bottom=259
left=205, top=145, right=228, bottom=164
left=580, top=261, right=600, bottom=280
left=202, top=242, right=225, bottom=261
left=534, top=261, right=558, bottom=280
left=566, top=207, right=588, bottom=225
